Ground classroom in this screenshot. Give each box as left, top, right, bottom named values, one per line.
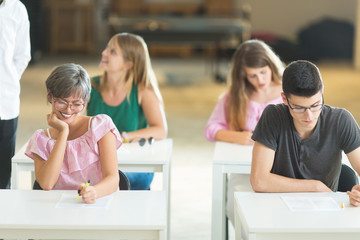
left=1, top=0, right=360, bottom=239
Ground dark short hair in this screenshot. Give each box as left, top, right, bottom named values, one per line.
left=282, top=60, right=323, bottom=98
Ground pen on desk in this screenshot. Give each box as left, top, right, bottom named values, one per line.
left=76, top=180, right=90, bottom=200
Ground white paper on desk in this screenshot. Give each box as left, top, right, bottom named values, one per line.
left=56, top=193, right=113, bottom=209
left=281, top=196, right=341, bottom=211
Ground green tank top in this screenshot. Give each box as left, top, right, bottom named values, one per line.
left=87, top=76, right=148, bottom=132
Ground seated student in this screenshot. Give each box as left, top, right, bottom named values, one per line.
left=25, top=63, right=121, bottom=203
left=251, top=60, right=360, bottom=207
left=204, top=39, right=285, bottom=224
left=87, top=32, right=167, bottom=190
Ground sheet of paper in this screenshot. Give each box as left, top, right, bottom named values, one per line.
left=56, top=193, right=113, bottom=209
left=281, top=196, right=341, bottom=211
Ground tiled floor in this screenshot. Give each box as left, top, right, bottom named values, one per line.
left=16, top=55, right=360, bottom=240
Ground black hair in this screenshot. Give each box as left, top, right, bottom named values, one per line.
left=282, top=60, right=323, bottom=98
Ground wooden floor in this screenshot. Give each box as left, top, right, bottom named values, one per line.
left=17, top=56, right=360, bottom=240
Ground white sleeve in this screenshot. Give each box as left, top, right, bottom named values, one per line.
left=13, top=3, right=31, bottom=78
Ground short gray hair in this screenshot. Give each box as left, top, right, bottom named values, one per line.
left=46, top=63, right=91, bottom=102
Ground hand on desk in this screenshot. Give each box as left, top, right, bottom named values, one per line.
left=237, top=131, right=254, bottom=145
left=78, top=183, right=97, bottom=204
left=216, top=130, right=254, bottom=145
left=347, top=185, right=360, bottom=207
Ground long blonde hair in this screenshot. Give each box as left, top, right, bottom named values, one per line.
left=98, top=32, right=163, bottom=103
left=228, top=39, right=284, bottom=130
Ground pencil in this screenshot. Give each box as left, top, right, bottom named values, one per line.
left=76, top=180, right=90, bottom=200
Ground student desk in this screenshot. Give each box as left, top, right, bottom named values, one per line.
left=211, top=142, right=252, bottom=240
left=11, top=138, right=173, bottom=238
left=234, top=192, right=360, bottom=240
left=211, top=141, right=356, bottom=240
left=0, top=190, right=167, bottom=240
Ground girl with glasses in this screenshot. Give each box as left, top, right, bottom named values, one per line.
left=25, top=63, right=122, bottom=203
left=87, top=33, right=167, bottom=190
left=204, top=39, right=285, bottom=225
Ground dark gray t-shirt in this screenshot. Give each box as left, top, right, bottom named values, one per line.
left=252, top=104, right=360, bottom=191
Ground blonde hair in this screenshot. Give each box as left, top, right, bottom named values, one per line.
left=98, top=32, right=163, bottom=103
left=228, top=39, right=285, bottom=130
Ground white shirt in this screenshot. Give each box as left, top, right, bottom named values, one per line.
left=0, top=0, right=31, bottom=120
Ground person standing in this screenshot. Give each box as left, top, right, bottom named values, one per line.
left=0, top=0, right=31, bottom=189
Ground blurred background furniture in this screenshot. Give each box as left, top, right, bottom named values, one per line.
left=43, top=0, right=95, bottom=54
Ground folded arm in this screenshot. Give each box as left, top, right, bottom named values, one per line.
left=129, top=88, right=167, bottom=140
left=250, top=141, right=332, bottom=192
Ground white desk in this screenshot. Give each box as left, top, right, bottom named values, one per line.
left=211, top=141, right=252, bottom=240
left=0, top=190, right=167, bottom=240
left=234, top=192, right=360, bottom=240
left=210, top=141, right=357, bottom=240
left=11, top=138, right=173, bottom=238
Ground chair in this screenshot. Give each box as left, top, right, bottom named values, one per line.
left=33, top=169, right=131, bottom=190
left=337, top=164, right=359, bottom=192
left=118, top=169, right=130, bottom=190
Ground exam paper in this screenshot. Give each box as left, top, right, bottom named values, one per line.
left=281, top=196, right=341, bottom=211
left=56, top=193, right=114, bottom=208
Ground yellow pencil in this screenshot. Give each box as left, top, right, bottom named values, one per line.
left=76, top=180, right=90, bottom=200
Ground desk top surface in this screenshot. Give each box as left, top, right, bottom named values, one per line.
left=235, top=192, right=360, bottom=232
left=13, top=138, right=173, bottom=164
left=0, top=190, right=166, bottom=230
left=213, top=141, right=252, bottom=165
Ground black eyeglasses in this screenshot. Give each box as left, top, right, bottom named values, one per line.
left=130, top=137, right=155, bottom=146
left=286, top=95, right=324, bottom=114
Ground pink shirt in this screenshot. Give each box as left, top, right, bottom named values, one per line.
left=204, top=93, right=283, bottom=141
left=25, top=114, right=122, bottom=190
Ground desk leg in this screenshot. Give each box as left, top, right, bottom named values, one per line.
left=212, top=164, right=227, bottom=240
left=235, top=196, right=246, bottom=240
left=163, top=163, right=171, bottom=240
left=11, top=162, right=18, bottom=189
left=159, top=228, right=167, bottom=240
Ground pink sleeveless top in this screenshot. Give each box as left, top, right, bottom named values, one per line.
left=25, top=114, right=122, bottom=190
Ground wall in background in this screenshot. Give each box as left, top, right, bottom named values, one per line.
left=237, top=0, right=357, bottom=38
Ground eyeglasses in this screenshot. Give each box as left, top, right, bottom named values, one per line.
left=130, top=137, right=155, bottom=146
left=138, top=137, right=155, bottom=146
left=52, top=98, right=85, bottom=112
left=286, top=96, right=324, bottom=113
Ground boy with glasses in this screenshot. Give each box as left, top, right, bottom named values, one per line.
left=250, top=60, right=360, bottom=206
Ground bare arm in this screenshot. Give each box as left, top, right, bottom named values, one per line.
left=34, top=112, right=69, bottom=190
left=345, top=147, right=360, bottom=206
left=128, top=88, right=167, bottom=140
left=215, top=130, right=254, bottom=145
left=250, top=141, right=332, bottom=192
left=81, top=131, right=119, bottom=203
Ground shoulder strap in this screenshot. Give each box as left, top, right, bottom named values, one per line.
left=46, top=128, right=52, bottom=139
left=88, top=116, right=93, bottom=131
